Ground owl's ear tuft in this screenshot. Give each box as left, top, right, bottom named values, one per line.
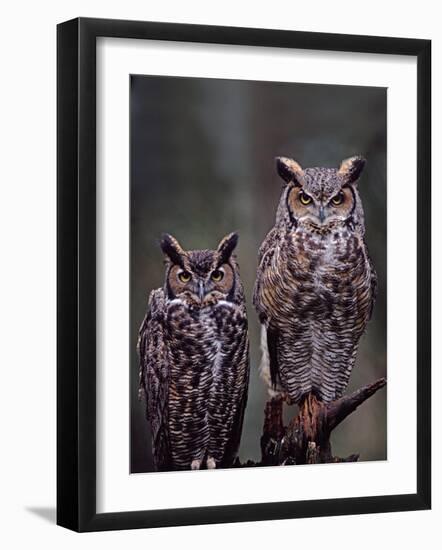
left=338, top=156, right=366, bottom=184
left=217, top=232, right=239, bottom=264
left=160, top=234, right=186, bottom=267
left=276, top=157, right=304, bottom=186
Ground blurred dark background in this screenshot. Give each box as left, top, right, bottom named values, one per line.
left=130, top=75, right=387, bottom=473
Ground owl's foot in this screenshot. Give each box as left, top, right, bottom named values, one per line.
left=190, top=458, right=203, bottom=470
left=206, top=456, right=216, bottom=469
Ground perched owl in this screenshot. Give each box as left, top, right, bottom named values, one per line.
left=138, top=232, right=249, bottom=471
left=253, top=156, right=377, bottom=404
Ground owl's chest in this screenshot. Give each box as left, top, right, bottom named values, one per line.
left=165, top=300, right=236, bottom=367
left=291, top=227, right=360, bottom=272
left=264, top=228, right=368, bottom=317
left=166, top=302, right=216, bottom=353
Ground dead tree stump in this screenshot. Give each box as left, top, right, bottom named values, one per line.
left=261, top=378, right=386, bottom=465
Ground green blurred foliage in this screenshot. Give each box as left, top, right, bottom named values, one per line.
left=130, top=75, right=387, bottom=472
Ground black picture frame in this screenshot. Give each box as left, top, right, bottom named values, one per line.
left=57, top=17, right=431, bottom=532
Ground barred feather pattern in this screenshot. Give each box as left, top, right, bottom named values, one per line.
left=139, top=283, right=249, bottom=471
left=138, top=289, right=171, bottom=470
left=253, top=165, right=377, bottom=405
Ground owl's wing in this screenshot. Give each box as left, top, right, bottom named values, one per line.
left=138, top=288, right=171, bottom=470
left=253, top=228, right=282, bottom=389
left=252, top=226, right=280, bottom=314
left=368, top=252, right=378, bottom=321
left=221, top=306, right=250, bottom=468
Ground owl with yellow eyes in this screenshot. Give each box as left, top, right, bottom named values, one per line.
left=253, top=156, right=377, bottom=405
left=138, top=232, right=249, bottom=471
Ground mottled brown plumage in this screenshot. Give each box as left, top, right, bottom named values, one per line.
left=138, top=233, right=249, bottom=471
left=253, top=156, right=377, bottom=404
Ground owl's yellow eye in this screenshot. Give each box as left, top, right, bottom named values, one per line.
left=211, top=270, right=224, bottom=282
left=299, top=191, right=312, bottom=205
left=331, top=192, right=344, bottom=206
left=178, top=271, right=192, bottom=283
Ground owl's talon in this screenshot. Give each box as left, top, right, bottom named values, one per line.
left=206, top=457, right=216, bottom=469
left=190, top=459, right=202, bottom=470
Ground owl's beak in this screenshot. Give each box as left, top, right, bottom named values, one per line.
left=198, top=281, right=205, bottom=302
left=318, top=206, right=326, bottom=224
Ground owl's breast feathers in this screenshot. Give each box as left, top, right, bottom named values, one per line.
left=253, top=225, right=377, bottom=404
left=139, top=291, right=249, bottom=470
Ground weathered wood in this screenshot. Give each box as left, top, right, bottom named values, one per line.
left=260, top=377, right=386, bottom=465
left=260, top=396, right=285, bottom=466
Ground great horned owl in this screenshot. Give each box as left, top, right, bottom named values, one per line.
left=138, top=232, right=249, bottom=471
left=253, top=156, right=377, bottom=404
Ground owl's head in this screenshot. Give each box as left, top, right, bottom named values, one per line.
left=275, top=155, right=366, bottom=232
left=160, top=232, right=242, bottom=308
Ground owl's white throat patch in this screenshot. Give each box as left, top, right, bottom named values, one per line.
left=216, top=300, right=235, bottom=308
left=168, top=298, right=185, bottom=306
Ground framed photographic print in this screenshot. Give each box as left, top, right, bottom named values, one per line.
left=57, top=17, right=431, bottom=532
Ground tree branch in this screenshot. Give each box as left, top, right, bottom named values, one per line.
left=259, top=377, right=387, bottom=466
left=327, top=377, right=387, bottom=432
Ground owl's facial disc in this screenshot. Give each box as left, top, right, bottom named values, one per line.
left=288, top=185, right=354, bottom=227
left=167, top=266, right=205, bottom=304
left=322, top=187, right=355, bottom=224
left=162, top=235, right=238, bottom=306
left=199, top=264, right=235, bottom=306
left=167, top=265, right=194, bottom=299
left=206, top=264, right=235, bottom=297
left=167, top=263, right=234, bottom=306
